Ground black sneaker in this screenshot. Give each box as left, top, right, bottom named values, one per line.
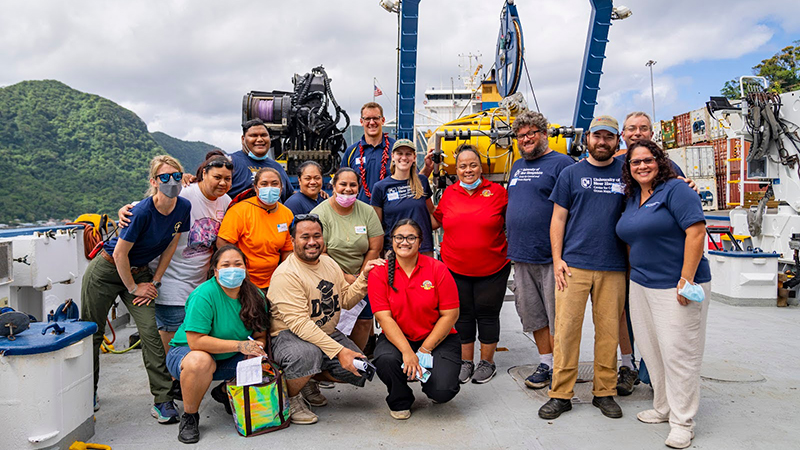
left=616, top=366, right=639, bottom=396
left=592, top=395, right=623, bottom=418
left=210, top=382, right=232, bottom=415
left=524, top=363, right=552, bottom=389
left=178, top=412, right=200, bottom=444
left=538, top=398, right=572, bottom=419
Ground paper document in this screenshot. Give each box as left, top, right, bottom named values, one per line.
left=335, top=299, right=366, bottom=335
left=236, top=357, right=263, bottom=387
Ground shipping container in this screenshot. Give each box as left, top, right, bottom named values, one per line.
left=694, top=177, right=717, bottom=211
left=661, top=119, right=677, bottom=149
left=674, top=112, right=692, bottom=148
left=668, top=146, right=715, bottom=178
left=690, top=108, right=711, bottom=144
left=707, top=111, right=727, bottom=141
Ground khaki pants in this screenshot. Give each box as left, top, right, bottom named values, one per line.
left=629, top=281, right=710, bottom=431
left=81, top=255, right=173, bottom=403
left=549, top=267, right=625, bottom=399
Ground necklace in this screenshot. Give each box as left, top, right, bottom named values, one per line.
left=358, top=133, right=390, bottom=199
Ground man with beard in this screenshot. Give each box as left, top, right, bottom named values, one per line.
left=268, top=215, right=384, bottom=425
left=538, top=115, right=628, bottom=420
left=229, top=118, right=295, bottom=200
left=507, top=111, right=575, bottom=389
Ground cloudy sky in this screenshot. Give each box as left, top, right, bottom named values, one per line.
left=1, top=0, right=798, bottom=151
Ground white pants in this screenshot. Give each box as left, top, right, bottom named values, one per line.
left=629, top=281, right=710, bottom=431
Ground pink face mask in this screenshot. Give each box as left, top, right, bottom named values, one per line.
left=335, top=193, right=357, bottom=208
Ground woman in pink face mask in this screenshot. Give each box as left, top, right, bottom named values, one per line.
left=310, top=168, right=384, bottom=352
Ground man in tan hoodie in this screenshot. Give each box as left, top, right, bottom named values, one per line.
left=268, top=214, right=384, bottom=425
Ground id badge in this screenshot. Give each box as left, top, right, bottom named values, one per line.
left=277, top=223, right=288, bottom=232
left=355, top=226, right=367, bottom=235
left=387, top=191, right=400, bottom=201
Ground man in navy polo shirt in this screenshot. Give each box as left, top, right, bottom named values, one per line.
left=341, top=102, right=397, bottom=203
left=538, top=115, right=628, bottom=421
left=507, top=111, right=575, bottom=390
left=229, top=118, right=294, bottom=201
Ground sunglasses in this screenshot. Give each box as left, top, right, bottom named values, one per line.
left=205, top=160, right=233, bottom=170
left=156, top=172, right=183, bottom=183
left=291, top=213, right=321, bottom=228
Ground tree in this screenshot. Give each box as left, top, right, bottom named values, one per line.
left=721, top=40, right=800, bottom=99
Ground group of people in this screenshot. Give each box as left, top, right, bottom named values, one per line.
left=79, top=102, right=711, bottom=449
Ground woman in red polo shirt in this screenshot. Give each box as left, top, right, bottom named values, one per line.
left=369, top=219, right=461, bottom=420
left=431, top=145, right=510, bottom=385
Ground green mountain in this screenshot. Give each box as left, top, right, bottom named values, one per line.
left=0, top=80, right=218, bottom=223
left=151, top=131, right=218, bottom=176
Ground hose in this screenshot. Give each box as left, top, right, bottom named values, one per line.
left=100, top=316, right=141, bottom=354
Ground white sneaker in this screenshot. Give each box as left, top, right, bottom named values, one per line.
left=665, top=427, right=694, bottom=449
left=289, top=394, right=318, bottom=425
left=637, top=409, right=669, bottom=424
left=390, top=409, right=411, bottom=420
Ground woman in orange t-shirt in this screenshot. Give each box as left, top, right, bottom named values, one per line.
left=216, top=167, right=293, bottom=291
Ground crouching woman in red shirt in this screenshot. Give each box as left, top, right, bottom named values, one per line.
left=369, top=219, right=461, bottom=420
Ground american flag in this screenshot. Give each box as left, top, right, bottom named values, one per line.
left=373, top=84, right=383, bottom=97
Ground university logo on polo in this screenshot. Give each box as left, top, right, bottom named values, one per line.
left=421, top=280, right=433, bottom=290
left=480, top=189, right=493, bottom=197
left=581, top=177, right=592, bottom=189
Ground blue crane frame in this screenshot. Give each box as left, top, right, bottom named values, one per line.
left=572, top=0, right=614, bottom=132
left=396, top=0, right=420, bottom=140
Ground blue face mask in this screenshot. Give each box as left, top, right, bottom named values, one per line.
left=258, top=186, right=281, bottom=204
left=678, top=278, right=705, bottom=302
left=416, top=351, right=434, bottom=369
left=217, top=267, right=246, bottom=289
left=459, top=178, right=482, bottom=190
left=247, top=150, right=268, bottom=161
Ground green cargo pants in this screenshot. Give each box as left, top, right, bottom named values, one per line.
left=81, top=255, right=172, bottom=403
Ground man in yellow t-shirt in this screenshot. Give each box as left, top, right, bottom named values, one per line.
left=268, top=215, right=384, bottom=425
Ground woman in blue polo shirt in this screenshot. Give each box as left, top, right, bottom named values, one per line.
left=615, top=140, right=711, bottom=450
left=81, top=155, right=191, bottom=425
left=371, top=139, right=435, bottom=256
left=284, top=161, right=325, bottom=216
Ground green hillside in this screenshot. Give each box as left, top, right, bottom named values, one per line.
left=0, top=80, right=218, bottom=223
left=151, top=131, right=218, bottom=175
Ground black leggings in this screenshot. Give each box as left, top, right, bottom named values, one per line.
left=451, top=262, right=511, bottom=345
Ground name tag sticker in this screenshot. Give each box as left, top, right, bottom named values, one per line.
left=355, top=156, right=365, bottom=166
left=387, top=191, right=400, bottom=201
left=611, top=183, right=624, bottom=194
left=277, top=223, right=288, bottom=232
left=509, top=178, right=518, bottom=186
left=355, top=226, right=367, bottom=235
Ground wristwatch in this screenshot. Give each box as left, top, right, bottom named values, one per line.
left=152, top=280, right=162, bottom=289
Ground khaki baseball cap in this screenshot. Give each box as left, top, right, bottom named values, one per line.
left=589, top=115, right=619, bottom=134
left=392, top=138, right=416, bottom=152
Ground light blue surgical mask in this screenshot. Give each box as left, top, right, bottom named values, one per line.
left=678, top=278, right=705, bottom=302
left=459, top=178, right=482, bottom=190
left=247, top=150, right=268, bottom=161
left=217, top=267, right=246, bottom=289
left=258, top=186, right=281, bottom=204
left=416, top=351, right=434, bottom=369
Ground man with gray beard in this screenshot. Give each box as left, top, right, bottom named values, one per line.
left=507, top=111, right=575, bottom=389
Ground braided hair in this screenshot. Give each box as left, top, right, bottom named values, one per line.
left=387, top=218, right=424, bottom=292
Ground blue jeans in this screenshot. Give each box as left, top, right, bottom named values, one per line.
left=166, top=345, right=244, bottom=381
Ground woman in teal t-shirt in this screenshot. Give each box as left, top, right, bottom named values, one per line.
left=166, top=245, right=269, bottom=444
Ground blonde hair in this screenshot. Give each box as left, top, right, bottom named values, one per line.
left=390, top=153, right=425, bottom=199
left=148, top=155, right=184, bottom=197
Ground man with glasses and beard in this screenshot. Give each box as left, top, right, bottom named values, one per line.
left=267, top=215, right=384, bottom=425
left=538, top=116, right=628, bottom=421
left=507, top=111, right=575, bottom=390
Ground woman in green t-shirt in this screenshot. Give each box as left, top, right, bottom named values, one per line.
left=165, top=245, right=269, bottom=444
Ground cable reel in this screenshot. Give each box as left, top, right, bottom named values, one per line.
left=495, top=1, right=524, bottom=98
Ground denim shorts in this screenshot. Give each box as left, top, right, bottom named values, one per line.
left=155, top=304, right=186, bottom=332
left=357, top=295, right=373, bottom=320
left=166, top=345, right=244, bottom=381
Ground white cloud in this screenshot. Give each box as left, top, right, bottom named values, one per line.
left=1, top=0, right=798, bottom=149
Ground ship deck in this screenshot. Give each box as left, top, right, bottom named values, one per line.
left=92, top=299, right=800, bottom=449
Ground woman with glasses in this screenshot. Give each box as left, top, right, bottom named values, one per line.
left=371, top=139, right=435, bottom=257
left=217, top=167, right=294, bottom=292
left=285, top=160, right=326, bottom=216
left=81, top=155, right=191, bottom=424
left=431, top=145, right=510, bottom=385
left=311, top=167, right=384, bottom=351
left=166, top=245, right=269, bottom=443
left=119, top=151, right=234, bottom=354
left=369, top=219, right=461, bottom=420
left=616, top=140, right=711, bottom=449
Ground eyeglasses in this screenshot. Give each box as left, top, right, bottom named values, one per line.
left=392, top=234, right=419, bottom=244
left=295, top=213, right=319, bottom=220
left=156, top=172, right=183, bottom=183
left=629, top=157, right=657, bottom=167
left=361, top=116, right=383, bottom=123
left=205, top=160, right=233, bottom=170
left=624, top=126, right=651, bottom=133
left=516, top=129, right=545, bottom=141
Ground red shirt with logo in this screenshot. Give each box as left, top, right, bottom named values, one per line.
left=433, top=178, right=508, bottom=277
left=369, top=254, right=459, bottom=342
